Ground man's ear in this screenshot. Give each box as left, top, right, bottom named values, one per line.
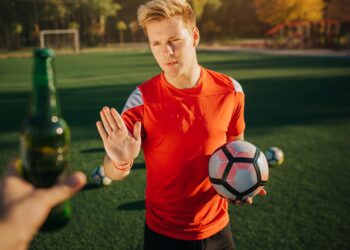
left=193, top=27, right=200, bottom=47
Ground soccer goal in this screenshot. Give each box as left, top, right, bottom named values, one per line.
left=39, top=29, right=80, bottom=53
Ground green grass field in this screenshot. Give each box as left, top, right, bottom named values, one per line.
left=0, top=50, right=349, bottom=250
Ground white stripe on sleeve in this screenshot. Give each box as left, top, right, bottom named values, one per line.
left=229, top=77, right=244, bottom=93
left=122, top=88, right=144, bottom=113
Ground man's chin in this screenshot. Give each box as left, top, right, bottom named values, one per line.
left=164, top=69, right=181, bottom=78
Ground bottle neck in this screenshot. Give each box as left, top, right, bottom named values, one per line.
left=30, top=56, right=61, bottom=118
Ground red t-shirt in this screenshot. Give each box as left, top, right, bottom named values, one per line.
left=121, top=67, right=245, bottom=240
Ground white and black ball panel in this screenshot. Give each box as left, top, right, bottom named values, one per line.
left=209, top=140, right=269, bottom=201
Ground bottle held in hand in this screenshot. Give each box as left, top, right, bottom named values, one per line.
left=20, top=48, right=72, bottom=231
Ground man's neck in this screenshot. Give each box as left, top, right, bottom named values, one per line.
left=164, top=63, right=201, bottom=89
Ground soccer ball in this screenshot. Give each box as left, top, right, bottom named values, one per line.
left=91, top=166, right=112, bottom=186
left=265, top=146, right=284, bottom=167
left=208, top=140, right=269, bottom=201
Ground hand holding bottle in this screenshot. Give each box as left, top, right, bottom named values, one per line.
left=0, top=160, right=86, bottom=250
left=20, top=48, right=73, bottom=231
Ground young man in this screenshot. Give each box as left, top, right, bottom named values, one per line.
left=96, top=0, right=266, bottom=249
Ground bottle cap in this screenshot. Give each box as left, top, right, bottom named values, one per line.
left=33, top=48, right=55, bottom=58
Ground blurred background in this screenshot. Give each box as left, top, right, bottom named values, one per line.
left=0, top=0, right=350, bottom=53
left=0, top=1, right=349, bottom=249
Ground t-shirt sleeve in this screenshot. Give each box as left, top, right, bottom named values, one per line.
left=121, top=87, right=146, bottom=138
left=227, top=78, right=245, bottom=141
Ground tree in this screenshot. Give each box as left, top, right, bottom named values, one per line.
left=189, top=0, right=222, bottom=21
left=253, top=0, right=325, bottom=26
left=80, top=0, right=121, bottom=45
left=116, top=21, right=127, bottom=44
left=326, top=0, right=350, bottom=21
left=212, top=0, right=268, bottom=39
left=201, top=20, right=220, bottom=43
left=129, top=20, right=139, bottom=42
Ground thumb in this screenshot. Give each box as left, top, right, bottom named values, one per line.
left=42, top=172, right=86, bottom=207
left=133, top=122, right=142, bottom=143
left=6, top=158, right=22, bottom=177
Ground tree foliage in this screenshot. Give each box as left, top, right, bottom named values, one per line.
left=0, top=0, right=347, bottom=49
left=211, top=0, right=268, bottom=39
left=80, top=0, right=121, bottom=18
left=189, top=0, right=221, bottom=20
left=80, top=0, right=121, bottom=44
left=0, top=0, right=122, bottom=48
left=326, top=0, right=350, bottom=20
left=253, top=0, right=325, bottom=26
left=116, top=20, right=127, bottom=44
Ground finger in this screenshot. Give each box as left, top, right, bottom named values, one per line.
left=100, top=110, right=113, bottom=134
left=41, top=172, right=87, bottom=208
left=259, top=189, right=267, bottom=196
left=230, top=199, right=241, bottom=205
left=102, top=107, right=118, bottom=130
left=96, top=121, right=108, bottom=141
left=231, top=198, right=252, bottom=205
left=244, top=197, right=253, bottom=205
left=133, top=122, right=142, bottom=143
left=111, top=108, right=127, bottom=130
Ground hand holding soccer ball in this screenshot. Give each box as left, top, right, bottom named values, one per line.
left=209, top=140, right=269, bottom=204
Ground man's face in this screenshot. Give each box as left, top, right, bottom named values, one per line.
left=146, top=16, right=199, bottom=78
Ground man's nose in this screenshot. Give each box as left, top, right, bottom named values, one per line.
left=163, top=43, right=174, bottom=57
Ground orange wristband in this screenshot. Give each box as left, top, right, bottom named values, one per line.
left=113, top=160, right=133, bottom=172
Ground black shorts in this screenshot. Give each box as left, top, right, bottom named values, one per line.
left=144, top=223, right=235, bottom=250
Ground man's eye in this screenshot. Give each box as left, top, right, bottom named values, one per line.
left=152, top=42, right=159, bottom=46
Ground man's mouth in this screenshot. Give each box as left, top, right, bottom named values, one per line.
left=166, top=61, right=177, bottom=66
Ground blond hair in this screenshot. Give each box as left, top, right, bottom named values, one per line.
left=137, top=0, right=196, bottom=34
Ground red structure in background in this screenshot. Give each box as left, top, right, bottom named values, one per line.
left=265, top=20, right=343, bottom=49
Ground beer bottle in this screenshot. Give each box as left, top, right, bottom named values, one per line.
left=20, top=48, right=72, bottom=231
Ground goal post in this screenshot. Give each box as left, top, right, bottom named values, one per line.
left=40, top=29, right=80, bottom=53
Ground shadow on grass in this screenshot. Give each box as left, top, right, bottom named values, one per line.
left=1, top=54, right=350, bottom=136
left=79, top=182, right=101, bottom=192
left=0, top=84, right=136, bottom=134
left=2, top=75, right=349, bottom=135
left=117, top=200, right=145, bottom=210
left=199, top=50, right=350, bottom=71
left=132, top=162, right=146, bottom=170
left=80, top=147, right=105, bottom=154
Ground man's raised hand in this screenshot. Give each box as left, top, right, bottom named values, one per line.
left=96, top=107, right=141, bottom=163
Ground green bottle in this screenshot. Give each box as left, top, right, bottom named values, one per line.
left=20, top=48, right=72, bottom=231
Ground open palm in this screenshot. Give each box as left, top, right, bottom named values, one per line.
left=96, top=107, right=141, bottom=163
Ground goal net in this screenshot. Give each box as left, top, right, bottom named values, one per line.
left=39, top=29, right=80, bottom=53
